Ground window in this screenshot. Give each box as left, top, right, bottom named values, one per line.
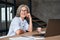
left=1, top=7, right=13, bottom=22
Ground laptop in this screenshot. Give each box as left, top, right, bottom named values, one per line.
left=45, top=19, right=60, bottom=37
left=33, top=19, right=60, bottom=37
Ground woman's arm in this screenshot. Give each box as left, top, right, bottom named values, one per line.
left=27, top=13, right=32, bottom=32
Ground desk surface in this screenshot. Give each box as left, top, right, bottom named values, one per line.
left=45, top=35, right=60, bottom=40
left=0, top=28, right=60, bottom=40
left=0, top=31, right=40, bottom=40
left=0, top=28, right=46, bottom=40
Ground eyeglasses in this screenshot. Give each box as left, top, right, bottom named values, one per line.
left=21, top=10, right=27, bottom=12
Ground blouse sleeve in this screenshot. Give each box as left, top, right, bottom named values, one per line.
left=11, top=18, right=21, bottom=33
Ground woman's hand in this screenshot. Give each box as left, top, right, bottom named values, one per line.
left=16, top=29, right=25, bottom=35
left=26, top=13, right=32, bottom=19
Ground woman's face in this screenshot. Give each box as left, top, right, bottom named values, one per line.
left=20, top=7, right=28, bottom=18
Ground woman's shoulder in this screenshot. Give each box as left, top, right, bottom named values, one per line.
left=12, top=16, right=20, bottom=22
left=13, top=16, right=19, bottom=19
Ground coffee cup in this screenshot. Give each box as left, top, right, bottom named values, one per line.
left=37, top=27, right=41, bottom=34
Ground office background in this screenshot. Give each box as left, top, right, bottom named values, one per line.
left=0, top=0, right=60, bottom=36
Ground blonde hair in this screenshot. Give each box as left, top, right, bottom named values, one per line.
left=16, top=4, right=30, bottom=17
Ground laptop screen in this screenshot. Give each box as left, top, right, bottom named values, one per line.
left=45, top=19, right=60, bottom=37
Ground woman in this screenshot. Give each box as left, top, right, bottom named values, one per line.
left=7, top=4, right=32, bottom=36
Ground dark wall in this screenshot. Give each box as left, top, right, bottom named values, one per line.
left=32, top=0, right=60, bottom=23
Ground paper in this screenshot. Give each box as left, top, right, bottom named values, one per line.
left=0, top=36, right=8, bottom=38
left=9, top=36, right=45, bottom=40
left=9, top=36, right=35, bottom=40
